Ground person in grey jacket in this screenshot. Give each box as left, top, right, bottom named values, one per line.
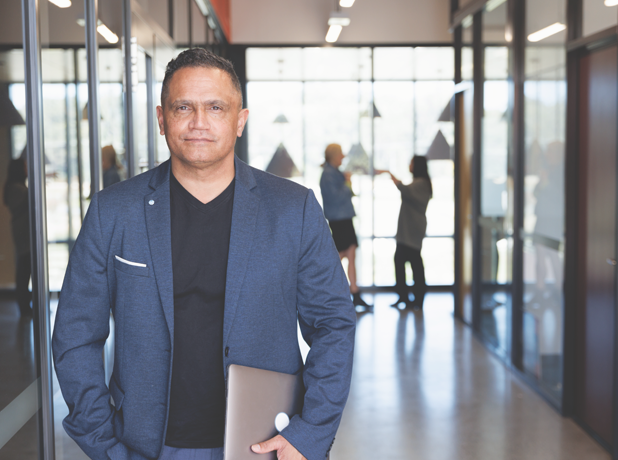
left=320, top=143, right=371, bottom=309
left=388, top=155, right=432, bottom=309
left=3, top=158, right=32, bottom=317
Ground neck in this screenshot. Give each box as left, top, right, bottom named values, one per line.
left=171, top=154, right=235, bottom=204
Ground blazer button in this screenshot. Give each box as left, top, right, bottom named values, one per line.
left=225, top=347, right=229, bottom=357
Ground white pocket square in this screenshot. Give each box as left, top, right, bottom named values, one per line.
left=114, top=255, right=147, bottom=268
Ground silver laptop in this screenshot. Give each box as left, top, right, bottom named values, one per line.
left=224, top=364, right=304, bottom=460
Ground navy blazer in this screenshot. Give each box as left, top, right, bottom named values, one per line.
left=52, top=157, right=356, bottom=460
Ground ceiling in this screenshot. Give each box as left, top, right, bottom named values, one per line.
left=230, top=0, right=453, bottom=45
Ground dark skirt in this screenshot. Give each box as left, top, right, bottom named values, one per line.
left=328, top=219, right=358, bottom=253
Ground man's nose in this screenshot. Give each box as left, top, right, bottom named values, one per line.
left=190, top=108, right=210, bottom=130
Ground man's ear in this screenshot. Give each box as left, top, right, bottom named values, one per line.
left=156, top=106, right=165, bottom=135
left=237, top=108, right=249, bottom=137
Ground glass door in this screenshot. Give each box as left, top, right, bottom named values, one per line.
left=478, top=1, right=513, bottom=357
left=0, top=1, right=44, bottom=458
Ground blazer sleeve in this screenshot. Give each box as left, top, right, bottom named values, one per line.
left=52, top=193, right=123, bottom=460
left=279, top=190, right=356, bottom=460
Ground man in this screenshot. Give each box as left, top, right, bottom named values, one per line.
left=52, top=48, right=356, bottom=460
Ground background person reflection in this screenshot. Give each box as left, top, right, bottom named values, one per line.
left=320, top=143, right=371, bottom=309
left=380, top=155, right=433, bottom=309
left=102, top=145, right=123, bottom=189
left=3, top=157, right=32, bottom=317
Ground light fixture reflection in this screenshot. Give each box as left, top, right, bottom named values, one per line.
left=97, top=24, right=119, bottom=44
left=76, top=18, right=119, bottom=44
left=340, top=0, right=355, bottom=6
left=49, top=0, right=71, bottom=7
left=605, top=0, right=618, bottom=6
left=527, top=23, right=566, bottom=42
left=325, top=25, right=343, bottom=43
left=485, top=0, right=506, bottom=12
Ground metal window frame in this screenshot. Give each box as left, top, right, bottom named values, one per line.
left=86, top=0, right=102, bottom=194
left=21, top=0, right=54, bottom=458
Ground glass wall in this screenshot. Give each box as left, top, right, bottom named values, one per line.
left=246, top=47, right=455, bottom=288
left=479, top=0, right=513, bottom=358
left=583, top=0, right=618, bottom=37
left=0, top=0, right=42, bottom=458
left=523, top=0, right=567, bottom=405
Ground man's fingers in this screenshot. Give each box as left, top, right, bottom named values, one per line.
left=251, top=435, right=282, bottom=454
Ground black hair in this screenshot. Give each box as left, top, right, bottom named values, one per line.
left=161, top=48, right=243, bottom=107
left=412, top=155, right=433, bottom=196
left=3, top=158, right=26, bottom=206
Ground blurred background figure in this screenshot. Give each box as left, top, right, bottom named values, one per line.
left=3, top=157, right=32, bottom=317
left=102, top=144, right=123, bottom=189
left=386, top=155, right=433, bottom=309
left=320, top=143, right=371, bottom=309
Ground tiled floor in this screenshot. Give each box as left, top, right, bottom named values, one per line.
left=332, top=293, right=610, bottom=460
left=0, top=293, right=612, bottom=460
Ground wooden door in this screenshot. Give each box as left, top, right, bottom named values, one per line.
left=576, top=44, right=617, bottom=447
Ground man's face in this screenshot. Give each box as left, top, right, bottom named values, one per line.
left=156, top=66, right=248, bottom=170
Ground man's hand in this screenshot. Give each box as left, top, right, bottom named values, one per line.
left=251, top=434, right=307, bottom=460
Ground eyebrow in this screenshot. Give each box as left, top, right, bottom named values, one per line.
left=170, top=99, right=229, bottom=107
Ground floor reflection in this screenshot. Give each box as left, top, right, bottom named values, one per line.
left=333, top=292, right=609, bottom=460
left=0, top=298, right=39, bottom=459
left=480, top=288, right=511, bottom=356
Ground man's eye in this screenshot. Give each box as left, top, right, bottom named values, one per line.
left=177, top=106, right=188, bottom=111
left=212, top=106, right=221, bottom=111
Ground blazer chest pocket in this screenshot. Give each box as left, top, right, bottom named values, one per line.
left=114, top=255, right=149, bottom=277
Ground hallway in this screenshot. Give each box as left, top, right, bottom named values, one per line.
left=333, top=293, right=609, bottom=460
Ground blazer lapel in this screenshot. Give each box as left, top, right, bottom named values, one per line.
left=223, top=158, right=260, bottom=347
left=144, top=161, right=175, bottom=343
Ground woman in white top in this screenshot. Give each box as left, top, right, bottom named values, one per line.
left=387, top=155, right=432, bottom=309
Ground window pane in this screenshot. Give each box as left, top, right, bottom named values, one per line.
left=373, top=47, right=413, bottom=80
left=583, top=0, right=617, bottom=37
left=0, top=2, right=43, bottom=457
left=357, top=237, right=373, bottom=287
left=374, top=238, right=396, bottom=286
left=303, top=47, right=372, bottom=81
left=427, top=160, right=455, bottom=237
left=414, top=47, right=454, bottom=80
left=422, top=237, right=455, bottom=286
left=523, top=0, right=566, bottom=404
left=304, top=82, right=362, bottom=192
left=246, top=81, right=304, bottom=177
left=246, top=48, right=303, bottom=81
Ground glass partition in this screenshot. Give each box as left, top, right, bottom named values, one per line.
left=0, top=1, right=42, bottom=458
left=583, top=0, right=618, bottom=37
left=479, top=0, right=513, bottom=357
left=523, top=0, right=567, bottom=405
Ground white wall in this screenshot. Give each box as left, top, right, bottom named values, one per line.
left=231, top=0, right=452, bottom=44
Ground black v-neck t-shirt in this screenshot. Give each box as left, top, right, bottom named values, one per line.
left=165, top=173, right=235, bottom=448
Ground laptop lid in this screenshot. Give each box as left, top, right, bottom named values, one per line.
left=224, top=364, right=304, bottom=460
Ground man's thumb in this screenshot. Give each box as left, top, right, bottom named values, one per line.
left=251, top=437, right=279, bottom=454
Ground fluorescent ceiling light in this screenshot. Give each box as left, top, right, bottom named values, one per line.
left=328, top=12, right=351, bottom=27
left=605, top=0, right=618, bottom=6
left=97, top=24, right=119, bottom=44
left=325, top=25, right=343, bottom=43
left=49, top=0, right=71, bottom=7
left=485, top=0, right=506, bottom=12
left=527, top=23, right=566, bottom=42
left=340, top=0, right=355, bottom=6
